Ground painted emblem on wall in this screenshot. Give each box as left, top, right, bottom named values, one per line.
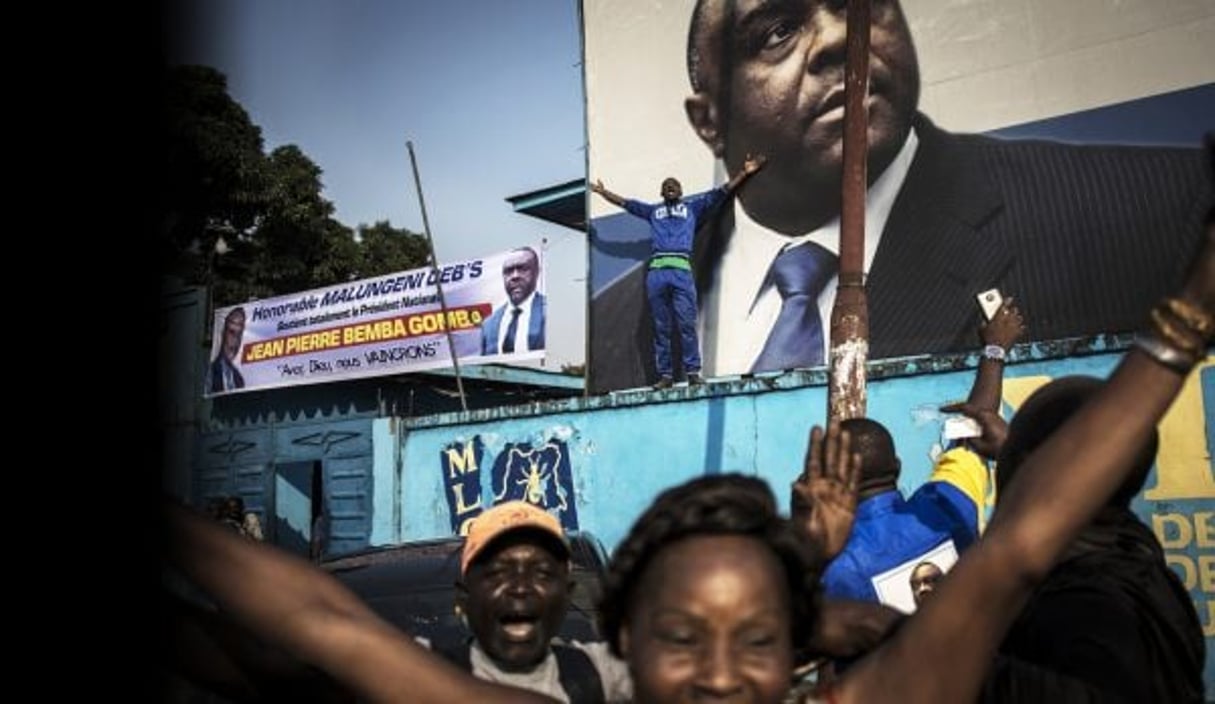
left=492, top=439, right=579, bottom=532
left=441, top=436, right=579, bottom=534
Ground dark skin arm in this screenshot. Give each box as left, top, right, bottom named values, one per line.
left=791, top=421, right=860, bottom=562
left=832, top=227, right=1215, bottom=704
left=723, top=153, right=766, bottom=194
left=164, top=588, right=354, bottom=702
left=953, top=406, right=1009, bottom=462
left=795, top=425, right=905, bottom=658
left=809, top=599, right=905, bottom=659
left=591, top=154, right=765, bottom=208
left=969, top=298, right=1025, bottom=412
left=942, top=298, right=1024, bottom=460
left=165, top=591, right=266, bottom=702
left=164, top=501, right=556, bottom=704
left=590, top=179, right=626, bottom=208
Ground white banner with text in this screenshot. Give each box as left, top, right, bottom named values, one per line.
left=204, top=246, right=547, bottom=396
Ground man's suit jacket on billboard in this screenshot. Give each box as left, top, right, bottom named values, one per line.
left=208, top=354, right=245, bottom=393
left=481, top=292, right=547, bottom=355
left=589, top=115, right=1212, bottom=393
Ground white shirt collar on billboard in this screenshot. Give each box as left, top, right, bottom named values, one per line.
left=499, top=290, right=536, bottom=353
left=701, top=129, right=920, bottom=376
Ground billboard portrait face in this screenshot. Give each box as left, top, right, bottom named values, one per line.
left=503, top=247, right=540, bottom=306
left=220, top=307, right=246, bottom=361
left=684, top=0, right=920, bottom=234
left=584, top=0, right=1214, bottom=393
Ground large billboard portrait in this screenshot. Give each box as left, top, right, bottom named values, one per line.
left=583, top=0, right=1215, bottom=393
left=205, top=246, right=547, bottom=396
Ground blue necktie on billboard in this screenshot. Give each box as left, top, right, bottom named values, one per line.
left=502, top=307, right=522, bottom=353
left=751, top=242, right=838, bottom=371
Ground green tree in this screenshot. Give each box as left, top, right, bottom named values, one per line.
left=354, top=220, right=430, bottom=278
left=206, top=145, right=359, bottom=306
left=251, top=146, right=356, bottom=292
left=163, top=65, right=430, bottom=308
left=161, top=65, right=268, bottom=284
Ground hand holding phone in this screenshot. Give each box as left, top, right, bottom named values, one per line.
left=977, top=288, right=1003, bottom=321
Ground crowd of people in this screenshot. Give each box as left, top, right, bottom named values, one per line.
left=163, top=189, right=1211, bottom=701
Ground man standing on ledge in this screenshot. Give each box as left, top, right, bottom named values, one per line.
left=592, top=154, right=764, bottom=390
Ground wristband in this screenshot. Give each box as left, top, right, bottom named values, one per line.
left=982, top=344, right=1006, bottom=362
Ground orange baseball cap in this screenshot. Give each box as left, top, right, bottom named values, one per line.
left=460, top=501, right=569, bottom=576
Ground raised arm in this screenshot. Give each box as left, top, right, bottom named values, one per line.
left=590, top=179, right=626, bottom=208
left=724, top=153, right=766, bottom=195
left=164, top=586, right=352, bottom=702
left=833, top=225, right=1214, bottom=704
left=942, top=298, right=1025, bottom=460
left=791, top=422, right=860, bottom=562
left=969, top=298, right=1024, bottom=413
left=164, top=501, right=556, bottom=704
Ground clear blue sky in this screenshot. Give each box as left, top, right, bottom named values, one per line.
left=170, top=0, right=589, bottom=369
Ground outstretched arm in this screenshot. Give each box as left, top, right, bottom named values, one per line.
left=833, top=227, right=1214, bottom=704
left=941, top=298, right=1025, bottom=460
left=164, top=587, right=353, bottom=702
left=590, top=179, right=626, bottom=208
left=164, top=502, right=556, bottom=704
left=724, top=153, right=766, bottom=195
left=968, top=298, right=1024, bottom=414
left=809, top=599, right=905, bottom=660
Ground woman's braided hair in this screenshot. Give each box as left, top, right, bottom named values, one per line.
left=599, top=474, right=823, bottom=657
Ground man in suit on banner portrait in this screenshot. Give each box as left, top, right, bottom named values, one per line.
left=482, top=246, right=547, bottom=356
left=207, top=306, right=247, bottom=393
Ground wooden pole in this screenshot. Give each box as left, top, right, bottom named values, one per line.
left=406, top=140, right=468, bottom=413
left=828, top=0, right=871, bottom=421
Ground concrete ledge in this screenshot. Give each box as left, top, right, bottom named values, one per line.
left=401, top=332, right=1136, bottom=430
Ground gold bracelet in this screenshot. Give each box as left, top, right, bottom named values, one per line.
left=1164, top=297, right=1214, bottom=338
left=1149, top=308, right=1203, bottom=357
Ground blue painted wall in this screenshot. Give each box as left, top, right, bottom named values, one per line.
left=390, top=353, right=1156, bottom=548
left=196, top=416, right=378, bottom=558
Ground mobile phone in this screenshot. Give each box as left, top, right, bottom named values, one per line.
left=943, top=416, right=983, bottom=440
left=976, top=288, right=1003, bottom=321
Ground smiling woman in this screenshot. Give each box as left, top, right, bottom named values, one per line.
left=598, top=475, right=818, bottom=704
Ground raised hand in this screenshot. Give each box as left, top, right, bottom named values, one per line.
left=791, top=421, right=861, bottom=562
left=591, top=178, right=626, bottom=207
left=939, top=402, right=1008, bottom=461
left=742, top=153, right=767, bottom=175
left=981, top=298, right=1026, bottom=350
